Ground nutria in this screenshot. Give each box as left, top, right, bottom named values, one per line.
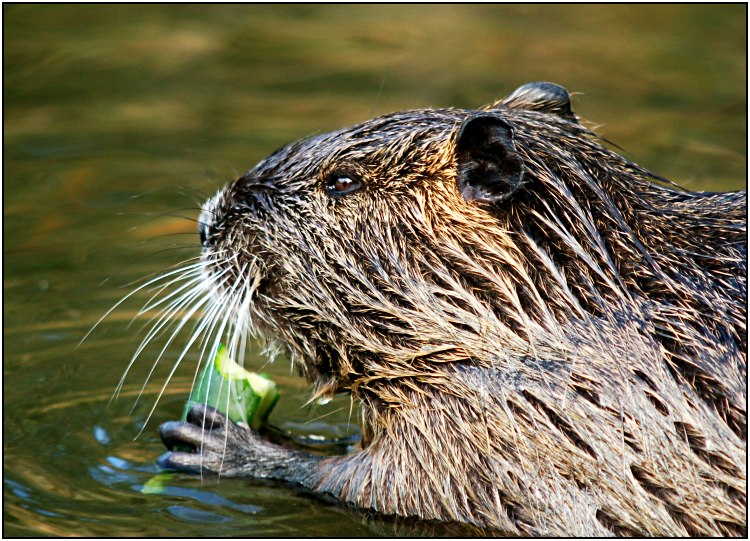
left=154, top=82, right=746, bottom=536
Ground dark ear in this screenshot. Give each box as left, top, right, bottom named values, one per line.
left=494, top=82, right=577, bottom=122
left=455, top=113, right=525, bottom=204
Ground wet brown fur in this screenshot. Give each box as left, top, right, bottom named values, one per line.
left=161, top=83, right=746, bottom=536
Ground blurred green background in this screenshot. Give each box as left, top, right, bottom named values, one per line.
left=3, top=4, right=746, bottom=537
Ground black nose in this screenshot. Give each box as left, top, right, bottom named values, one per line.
left=198, top=220, right=209, bottom=248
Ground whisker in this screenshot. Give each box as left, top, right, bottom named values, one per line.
left=214, top=263, right=256, bottom=471
left=135, top=287, right=229, bottom=438
left=132, top=259, right=244, bottom=433
left=115, top=275, right=209, bottom=403
left=81, top=258, right=205, bottom=347
left=195, top=262, right=250, bottom=475
left=304, top=406, right=346, bottom=425
left=112, top=259, right=225, bottom=403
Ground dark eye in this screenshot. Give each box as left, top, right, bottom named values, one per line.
left=325, top=172, right=363, bottom=196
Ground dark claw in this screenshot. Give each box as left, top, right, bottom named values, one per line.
left=156, top=450, right=175, bottom=469
left=160, top=408, right=240, bottom=452
left=159, top=419, right=223, bottom=451
left=185, top=403, right=228, bottom=430
left=157, top=450, right=205, bottom=474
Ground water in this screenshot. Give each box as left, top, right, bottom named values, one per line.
left=3, top=4, right=745, bottom=537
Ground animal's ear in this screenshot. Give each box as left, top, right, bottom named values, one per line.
left=493, top=81, right=577, bottom=122
left=455, top=113, right=525, bottom=204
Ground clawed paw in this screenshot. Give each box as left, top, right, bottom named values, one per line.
left=158, top=404, right=260, bottom=476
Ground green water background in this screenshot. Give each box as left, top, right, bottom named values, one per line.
left=3, top=4, right=746, bottom=536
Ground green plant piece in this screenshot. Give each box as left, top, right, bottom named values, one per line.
left=181, top=344, right=279, bottom=430
left=141, top=472, right=177, bottom=495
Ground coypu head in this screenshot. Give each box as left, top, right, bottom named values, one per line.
left=197, top=83, right=569, bottom=399
left=195, top=81, right=746, bottom=429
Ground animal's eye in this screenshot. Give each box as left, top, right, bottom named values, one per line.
left=325, top=172, right=363, bottom=197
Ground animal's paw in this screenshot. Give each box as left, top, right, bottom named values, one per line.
left=158, top=404, right=263, bottom=477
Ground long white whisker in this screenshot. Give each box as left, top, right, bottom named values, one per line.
left=131, top=260, right=245, bottom=437
left=196, top=261, right=250, bottom=474
left=129, top=266, right=225, bottom=356
left=113, top=254, right=231, bottom=403
left=212, top=261, right=255, bottom=477
left=127, top=285, right=215, bottom=414
left=133, top=264, right=209, bottom=320
left=134, top=286, right=229, bottom=438
left=80, top=259, right=205, bottom=347
left=113, top=271, right=210, bottom=401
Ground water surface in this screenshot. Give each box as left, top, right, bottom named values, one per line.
left=3, top=4, right=746, bottom=537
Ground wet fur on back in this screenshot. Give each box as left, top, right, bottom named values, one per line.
left=161, top=83, right=746, bottom=535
